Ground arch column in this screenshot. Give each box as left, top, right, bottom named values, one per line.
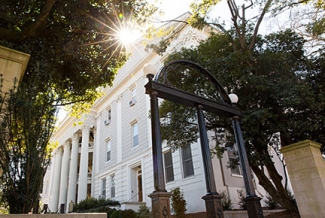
left=59, top=141, right=71, bottom=211
left=67, top=134, right=80, bottom=209
left=49, top=147, right=63, bottom=212
left=77, top=126, right=90, bottom=202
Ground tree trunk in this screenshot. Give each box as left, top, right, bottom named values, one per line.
left=251, top=164, right=298, bottom=214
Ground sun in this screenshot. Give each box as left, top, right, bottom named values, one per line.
left=116, top=27, right=140, bottom=46
left=79, top=8, right=145, bottom=66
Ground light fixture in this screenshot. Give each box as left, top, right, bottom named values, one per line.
left=143, top=64, right=157, bottom=77
left=229, top=93, right=238, bottom=104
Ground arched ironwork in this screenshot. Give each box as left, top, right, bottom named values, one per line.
left=155, top=60, right=232, bottom=105
left=145, top=60, right=263, bottom=218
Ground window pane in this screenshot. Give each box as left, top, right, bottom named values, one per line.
left=107, top=109, right=111, bottom=121
left=227, top=147, right=241, bottom=175
left=111, top=175, right=115, bottom=198
left=107, top=141, right=111, bottom=161
left=181, top=145, right=194, bottom=178
left=164, top=151, right=174, bottom=182
left=107, top=151, right=111, bottom=162
left=133, top=135, right=138, bottom=147
left=132, top=123, right=139, bottom=147
left=102, top=179, right=106, bottom=197
left=132, top=88, right=136, bottom=98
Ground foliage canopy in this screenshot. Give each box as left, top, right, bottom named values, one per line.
left=0, top=0, right=156, bottom=213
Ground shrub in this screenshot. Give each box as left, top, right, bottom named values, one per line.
left=264, top=193, right=279, bottom=209
left=171, top=187, right=187, bottom=218
left=122, top=209, right=137, bottom=218
left=137, top=203, right=152, bottom=218
left=237, top=189, right=246, bottom=210
left=220, top=190, right=232, bottom=211
left=73, top=197, right=120, bottom=212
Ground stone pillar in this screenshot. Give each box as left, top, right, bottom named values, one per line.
left=77, top=126, right=90, bottom=202
left=202, top=194, right=223, bottom=218
left=59, top=141, right=71, bottom=211
left=49, top=147, right=63, bottom=212
left=0, top=46, right=30, bottom=94
left=149, top=192, right=172, bottom=218
left=281, top=140, right=325, bottom=217
left=67, top=134, right=79, bottom=208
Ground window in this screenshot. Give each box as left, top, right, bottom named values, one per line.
left=129, top=87, right=137, bottom=106
left=106, top=140, right=111, bottom=162
left=110, top=175, right=115, bottom=198
left=104, top=108, right=111, bottom=125
left=181, top=145, right=194, bottom=178
left=101, top=178, right=106, bottom=199
left=164, top=150, right=174, bottom=182
left=227, top=147, right=241, bottom=175
left=132, top=122, right=139, bottom=147
left=107, top=108, right=111, bottom=121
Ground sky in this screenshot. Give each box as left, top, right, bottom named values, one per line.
left=152, top=0, right=274, bottom=34
left=155, top=0, right=231, bottom=23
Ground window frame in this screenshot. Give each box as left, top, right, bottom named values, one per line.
left=227, top=146, right=242, bottom=175
left=181, top=144, right=195, bottom=178
left=107, top=108, right=112, bottom=122
left=101, top=178, right=106, bottom=199
left=164, top=150, right=174, bottom=183
left=110, top=174, right=115, bottom=198
left=131, top=122, right=139, bottom=148
left=106, top=140, right=111, bottom=162
left=129, top=85, right=137, bottom=107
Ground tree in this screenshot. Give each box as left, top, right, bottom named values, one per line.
left=0, top=0, right=156, bottom=213
left=0, top=78, right=57, bottom=214
left=146, top=0, right=325, bottom=214
left=0, top=0, right=156, bottom=108
left=271, top=0, right=325, bottom=51
left=157, top=29, right=325, bottom=214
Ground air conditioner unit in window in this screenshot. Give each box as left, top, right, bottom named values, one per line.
left=129, top=98, right=137, bottom=107
left=104, top=119, right=111, bottom=125
left=99, top=195, right=106, bottom=199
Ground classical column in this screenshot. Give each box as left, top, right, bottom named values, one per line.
left=49, top=147, right=63, bottom=212
left=59, top=141, right=71, bottom=211
left=77, top=126, right=90, bottom=202
left=116, top=97, right=122, bottom=162
left=67, top=134, right=79, bottom=208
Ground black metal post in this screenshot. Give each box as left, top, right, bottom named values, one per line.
left=60, top=203, right=65, bottom=214
left=147, top=74, right=171, bottom=218
left=197, top=105, right=224, bottom=218
left=232, top=116, right=263, bottom=218
left=196, top=105, right=217, bottom=194
left=43, top=204, right=48, bottom=214
left=148, top=75, right=166, bottom=192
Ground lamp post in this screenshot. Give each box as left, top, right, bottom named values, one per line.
left=144, top=60, right=263, bottom=218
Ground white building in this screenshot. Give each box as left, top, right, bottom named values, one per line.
left=41, top=13, right=289, bottom=213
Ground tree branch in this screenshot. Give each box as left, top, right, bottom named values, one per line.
left=21, top=0, right=58, bottom=40
left=249, top=0, right=273, bottom=51
left=0, top=0, right=57, bottom=42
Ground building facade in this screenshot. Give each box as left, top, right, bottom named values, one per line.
left=41, top=13, right=290, bottom=213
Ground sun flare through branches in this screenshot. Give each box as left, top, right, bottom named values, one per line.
left=82, top=7, right=143, bottom=68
